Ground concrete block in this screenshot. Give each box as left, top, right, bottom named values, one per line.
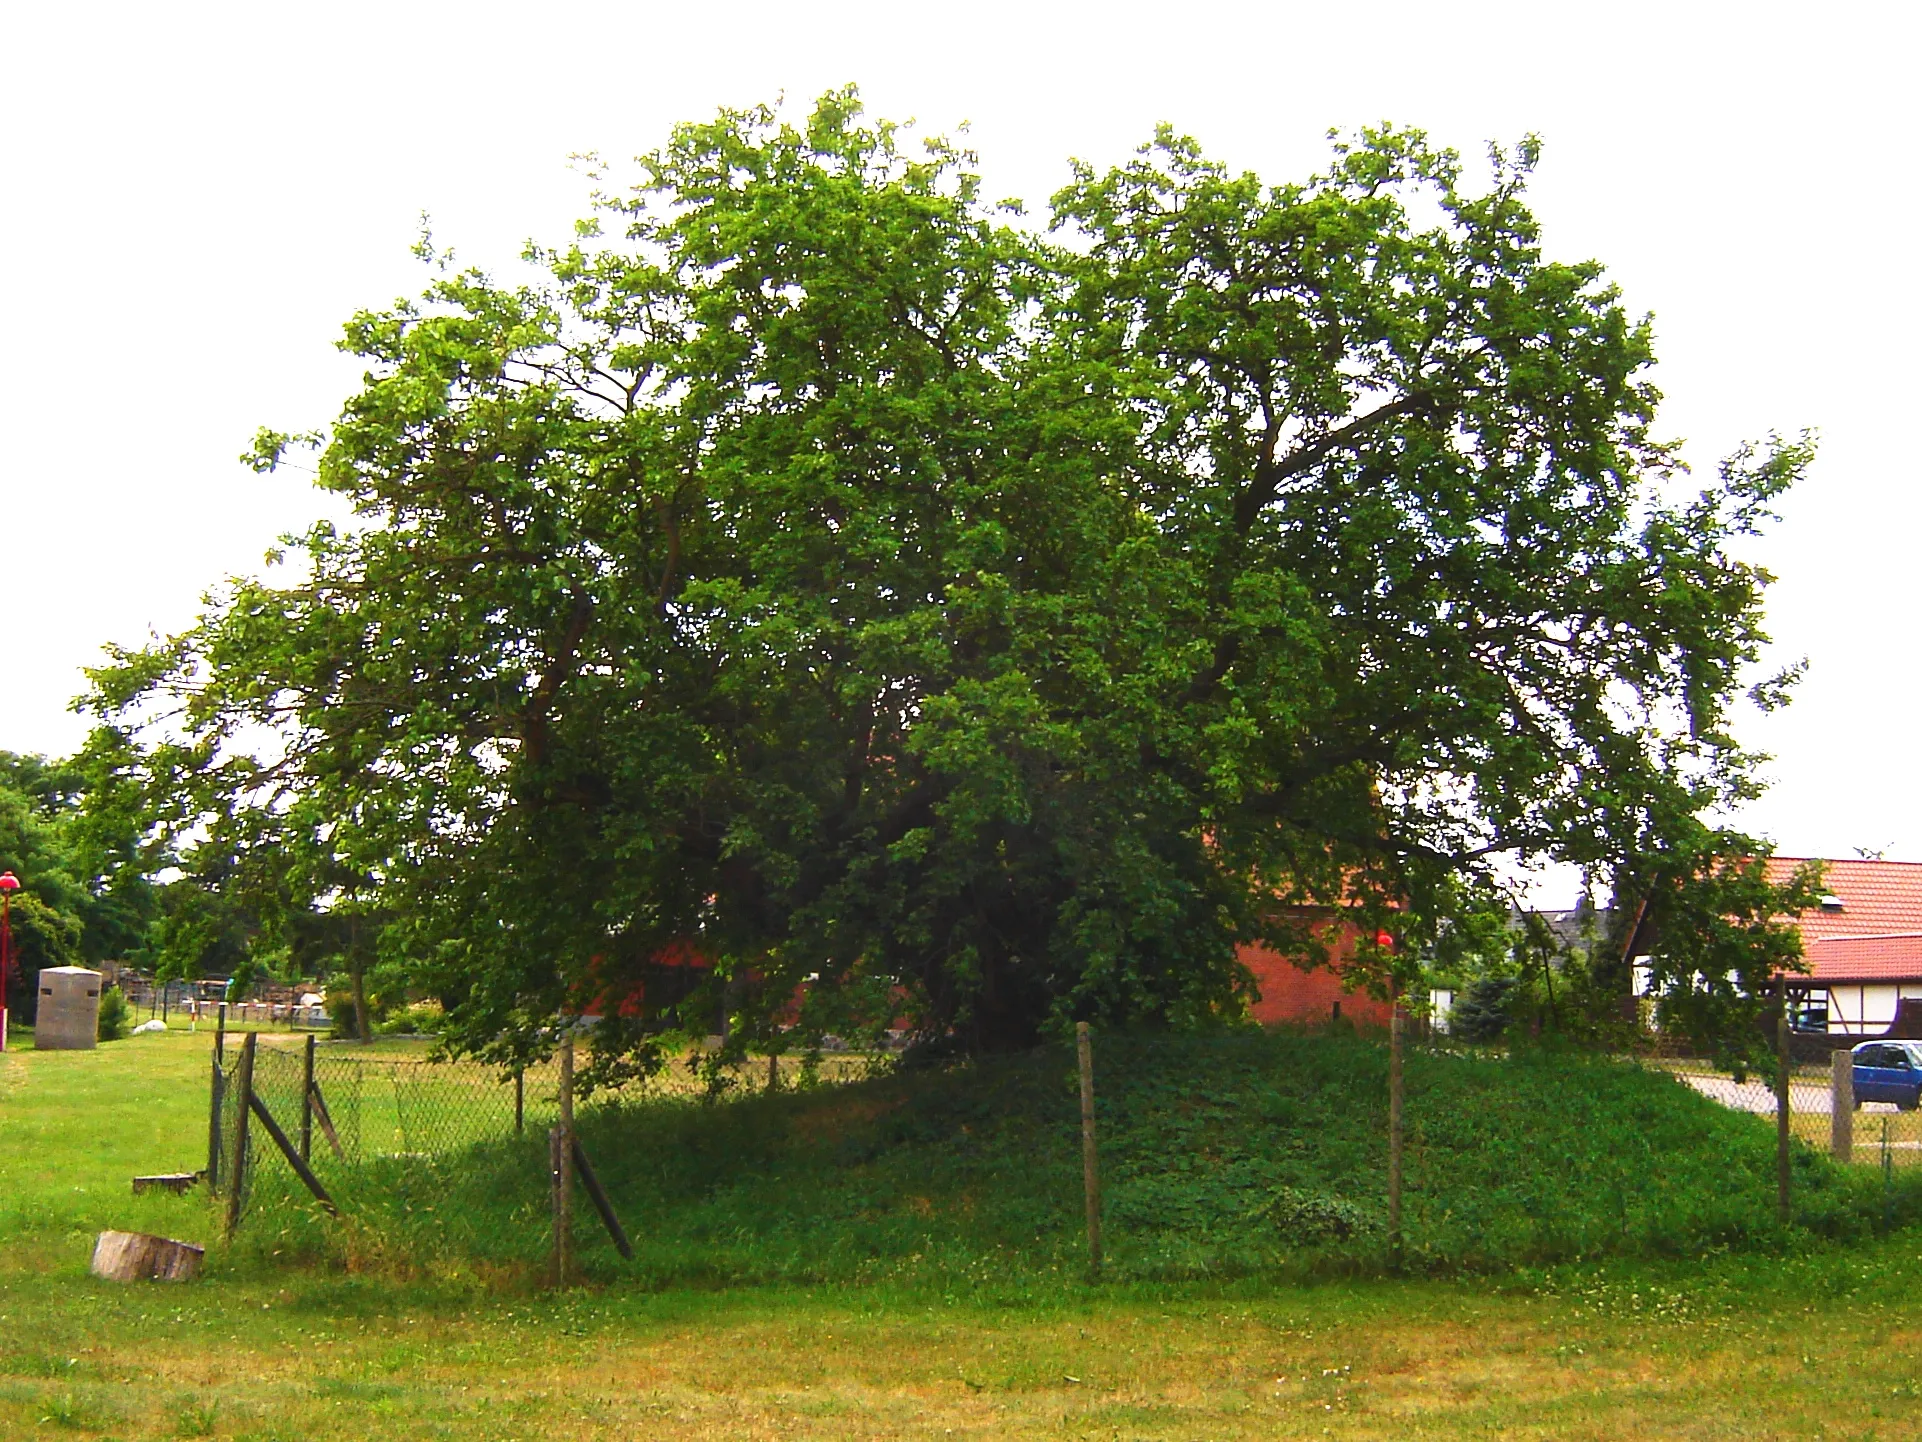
left=35, top=967, right=102, bottom=1050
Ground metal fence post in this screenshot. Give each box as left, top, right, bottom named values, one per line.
left=1884, top=1116, right=1895, bottom=1232
left=1831, top=1047, right=1853, bottom=1163
left=548, top=1123, right=565, bottom=1275
left=207, top=1046, right=224, bottom=1194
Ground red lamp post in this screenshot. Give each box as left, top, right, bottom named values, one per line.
left=0, top=871, right=18, bottom=1053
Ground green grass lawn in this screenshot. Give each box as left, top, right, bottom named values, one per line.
left=5, top=1029, right=1922, bottom=1438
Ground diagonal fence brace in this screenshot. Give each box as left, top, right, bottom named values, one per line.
left=570, top=1137, right=633, bottom=1259
left=248, top=1091, right=340, bottom=1216
left=307, top=1078, right=346, bottom=1161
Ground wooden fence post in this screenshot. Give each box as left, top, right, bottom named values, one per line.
left=301, top=1034, right=315, bottom=1164
left=206, top=1047, right=224, bottom=1194
left=1831, top=1046, right=1854, bottom=1163
left=223, top=1032, right=257, bottom=1238
left=548, top=1124, right=565, bottom=1279
left=1776, top=982, right=1791, bottom=1225
left=552, top=1034, right=575, bottom=1286
left=1389, top=995, right=1405, bottom=1266
left=1076, top=1022, right=1101, bottom=1278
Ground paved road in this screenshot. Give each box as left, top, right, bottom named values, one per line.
left=1670, top=1071, right=1922, bottom=1155
left=1677, top=1072, right=1848, bottom=1115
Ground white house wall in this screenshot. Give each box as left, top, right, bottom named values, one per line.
left=1824, top=983, right=1922, bottom=1034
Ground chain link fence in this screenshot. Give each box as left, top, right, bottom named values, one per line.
left=1659, top=1056, right=1922, bottom=1167
left=210, top=1037, right=573, bottom=1222
left=201, top=1029, right=1920, bottom=1279
left=207, top=1034, right=867, bottom=1234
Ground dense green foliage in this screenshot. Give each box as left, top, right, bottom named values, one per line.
left=84, top=90, right=1813, bottom=1065
left=1450, top=976, right=1520, bottom=1044
left=0, top=751, right=156, bottom=1018
left=94, top=985, right=130, bottom=1041
left=239, top=1032, right=1910, bottom=1283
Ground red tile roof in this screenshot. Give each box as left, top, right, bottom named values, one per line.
left=1765, top=857, right=1922, bottom=943
left=1800, top=933, right=1922, bottom=982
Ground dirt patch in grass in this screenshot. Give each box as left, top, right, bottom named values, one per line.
left=788, top=1088, right=906, bottom=1142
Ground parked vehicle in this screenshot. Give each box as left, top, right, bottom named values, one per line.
left=1852, top=1041, right=1922, bottom=1110
left=1792, top=1003, right=1829, bottom=1031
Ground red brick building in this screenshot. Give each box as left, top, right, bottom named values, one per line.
left=1237, top=915, right=1394, bottom=1028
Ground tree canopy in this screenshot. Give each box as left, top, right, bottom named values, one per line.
left=83, top=90, right=1814, bottom=1066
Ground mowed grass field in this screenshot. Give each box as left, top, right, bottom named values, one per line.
left=5, top=1030, right=1922, bottom=1438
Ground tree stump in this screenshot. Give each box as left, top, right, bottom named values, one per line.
left=132, top=1172, right=204, bottom=1196
left=90, top=1231, right=204, bottom=1282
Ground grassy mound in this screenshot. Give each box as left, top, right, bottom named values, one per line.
left=239, top=1030, right=1919, bottom=1285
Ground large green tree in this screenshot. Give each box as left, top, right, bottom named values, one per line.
left=84, top=92, right=1811, bottom=1066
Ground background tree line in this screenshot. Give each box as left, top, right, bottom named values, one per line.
left=0, top=748, right=400, bottom=1035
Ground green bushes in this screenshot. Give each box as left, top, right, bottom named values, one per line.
left=94, top=986, right=129, bottom=1042
left=375, top=1001, right=444, bottom=1037
left=233, top=1030, right=1922, bottom=1286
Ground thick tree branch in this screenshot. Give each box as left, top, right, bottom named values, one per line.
left=521, top=587, right=595, bottom=769
left=1232, top=390, right=1435, bottom=534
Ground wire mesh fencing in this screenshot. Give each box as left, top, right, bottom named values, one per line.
left=210, top=1037, right=575, bottom=1229
left=200, top=1028, right=1922, bottom=1278
left=207, top=1035, right=860, bottom=1234
left=1658, top=1056, right=1922, bottom=1167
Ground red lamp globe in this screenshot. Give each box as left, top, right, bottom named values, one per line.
left=0, top=873, right=17, bottom=893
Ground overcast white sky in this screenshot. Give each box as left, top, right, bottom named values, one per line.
left=1, top=0, right=1914, bottom=879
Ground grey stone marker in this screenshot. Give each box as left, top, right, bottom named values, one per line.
left=34, top=966, right=102, bottom=1050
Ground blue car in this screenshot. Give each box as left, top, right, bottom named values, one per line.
left=1852, top=1041, right=1922, bottom=1110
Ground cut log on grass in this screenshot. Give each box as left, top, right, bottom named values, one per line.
left=91, top=1230, right=205, bottom=1282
